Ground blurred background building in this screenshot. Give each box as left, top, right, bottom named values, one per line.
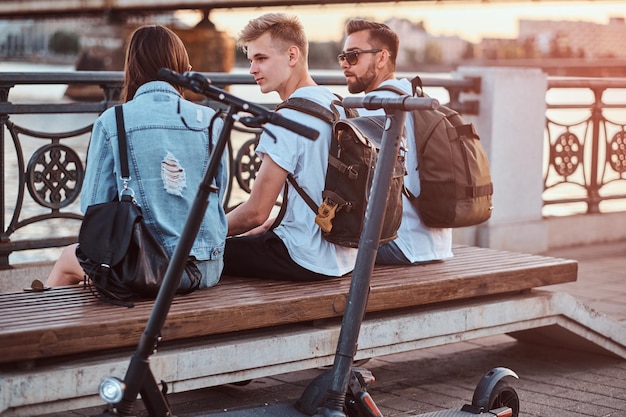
left=1, top=12, right=626, bottom=76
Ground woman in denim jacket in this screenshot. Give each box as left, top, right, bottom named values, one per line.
left=46, top=25, right=227, bottom=288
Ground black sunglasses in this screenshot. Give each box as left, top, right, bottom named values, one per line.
left=337, top=49, right=382, bottom=65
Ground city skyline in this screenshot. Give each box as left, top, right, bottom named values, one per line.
left=177, top=0, right=626, bottom=43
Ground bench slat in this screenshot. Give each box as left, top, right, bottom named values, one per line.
left=0, top=245, right=577, bottom=364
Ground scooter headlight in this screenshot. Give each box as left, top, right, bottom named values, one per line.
left=99, top=377, right=125, bottom=404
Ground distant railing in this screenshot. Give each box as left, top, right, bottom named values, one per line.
left=544, top=77, right=626, bottom=216
left=0, top=71, right=479, bottom=267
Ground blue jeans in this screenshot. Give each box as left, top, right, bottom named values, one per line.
left=376, top=241, right=412, bottom=265
left=177, top=257, right=224, bottom=290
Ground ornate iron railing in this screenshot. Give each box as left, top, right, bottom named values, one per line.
left=0, top=71, right=479, bottom=267
left=543, top=77, right=626, bottom=216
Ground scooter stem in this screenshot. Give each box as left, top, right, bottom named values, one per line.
left=315, top=109, right=408, bottom=417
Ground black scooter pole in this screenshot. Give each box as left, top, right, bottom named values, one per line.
left=97, top=70, right=318, bottom=417
left=109, top=104, right=237, bottom=417
left=314, top=95, right=439, bottom=417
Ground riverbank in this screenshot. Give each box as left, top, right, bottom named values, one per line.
left=0, top=54, right=77, bottom=66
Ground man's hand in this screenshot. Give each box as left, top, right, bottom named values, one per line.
left=241, top=216, right=277, bottom=236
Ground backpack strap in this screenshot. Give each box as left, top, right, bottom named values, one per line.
left=276, top=97, right=338, bottom=123
left=373, top=84, right=406, bottom=96
left=410, top=76, right=424, bottom=97
left=274, top=97, right=336, bottom=216
left=115, top=105, right=130, bottom=181
left=374, top=76, right=424, bottom=97
left=270, top=96, right=347, bottom=228
left=438, top=106, right=480, bottom=140
left=285, top=175, right=318, bottom=213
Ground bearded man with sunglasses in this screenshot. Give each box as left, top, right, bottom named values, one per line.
left=339, top=18, right=453, bottom=265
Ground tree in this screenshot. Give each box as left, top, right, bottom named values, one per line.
left=48, top=31, right=80, bottom=55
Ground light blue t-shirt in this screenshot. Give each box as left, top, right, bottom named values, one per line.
left=256, top=86, right=358, bottom=276
left=363, top=78, right=453, bottom=262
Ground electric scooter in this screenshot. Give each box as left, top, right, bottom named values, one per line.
left=93, top=70, right=520, bottom=417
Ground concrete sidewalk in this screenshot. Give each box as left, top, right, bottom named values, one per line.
left=40, top=241, right=626, bottom=417
left=541, top=241, right=626, bottom=325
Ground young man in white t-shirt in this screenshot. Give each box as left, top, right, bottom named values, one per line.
left=339, top=18, right=453, bottom=265
left=223, top=13, right=358, bottom=281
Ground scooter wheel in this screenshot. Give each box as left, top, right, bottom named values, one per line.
left=488, top=379, right=520, bottom=417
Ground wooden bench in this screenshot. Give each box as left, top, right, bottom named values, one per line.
left=0, top=244, right=623, bottom=416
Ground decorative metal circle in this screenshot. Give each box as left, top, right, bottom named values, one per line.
left=235, top=138, right=262, bottom=194
left=552, top=132, right=581, bottom=177
left=609, top=131, right=626, bottom=173
left=26, top=144, right=84, bottom=209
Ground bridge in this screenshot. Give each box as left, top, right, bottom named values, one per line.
left=0, top=0, right=576, bottom=19
left=3, top=0, right=418, bottom=19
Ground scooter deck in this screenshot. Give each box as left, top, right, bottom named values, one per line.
left=188, top=403, right=511, bottom=417
left=417, top=408, right=511, bottom=417
left=190, top=402, right=307, bottom=417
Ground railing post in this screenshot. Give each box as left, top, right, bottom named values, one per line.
left=0, top=84, right=11, bottom=267
left=454, top=66, right=549, bottom=253
left=587, top=87, right=605, bottom=214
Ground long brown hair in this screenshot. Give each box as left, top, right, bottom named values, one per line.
left=121, top=25, right=190, bottom=102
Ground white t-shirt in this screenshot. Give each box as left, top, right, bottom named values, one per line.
left=256, top=86, right=358, bottom=276
left=363, top=78, right=453, bottom=262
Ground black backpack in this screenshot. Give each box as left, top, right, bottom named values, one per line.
left=275, top=97, right=405, bottom=248
left=376, top=77, right=493, bottom=228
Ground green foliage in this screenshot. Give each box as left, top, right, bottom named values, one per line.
left=48, top=31, right=80, bottom=55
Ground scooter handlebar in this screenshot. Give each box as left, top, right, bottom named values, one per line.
left=157, top=68, right=319, bottom=141
left=342, top=95, right=440, bottom=111
left=236, top=112, right=319, bottom=141
left=158, top=68, right=207, bottom=95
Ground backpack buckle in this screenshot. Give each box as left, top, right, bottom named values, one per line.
left=315, top=200, right=338, bottom=233
left=337, top=164, right=358, bottom=180
left=346, top=166, right=359, bottom=180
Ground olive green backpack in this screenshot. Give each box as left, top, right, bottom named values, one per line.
left=376, top=77, right=493, bottom=228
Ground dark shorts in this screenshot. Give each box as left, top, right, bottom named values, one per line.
left=223, top=231, right=335, bottom=282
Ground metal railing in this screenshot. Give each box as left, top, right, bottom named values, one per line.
left=0, top=71, right=479, bottom=267
left=544, top=77, right=626, bottom=216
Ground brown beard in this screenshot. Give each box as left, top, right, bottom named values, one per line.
left=347, top=61, right=378, bottom=94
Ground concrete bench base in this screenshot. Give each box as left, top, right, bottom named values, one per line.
left=2, top=290, right=624, bottom=417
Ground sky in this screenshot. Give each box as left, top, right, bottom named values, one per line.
left=176, top=1, right=626, bottom=43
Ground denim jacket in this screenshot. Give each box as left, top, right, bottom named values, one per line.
left=81, top=81, right=227, bottom=261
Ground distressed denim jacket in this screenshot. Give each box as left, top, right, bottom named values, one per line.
left=81, top=81, right=227, bottom=262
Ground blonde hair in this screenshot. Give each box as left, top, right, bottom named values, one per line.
left=237, top=13, right=308, bottom=57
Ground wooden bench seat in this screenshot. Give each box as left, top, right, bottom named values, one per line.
left=0, top=245, right=577, bottom=365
